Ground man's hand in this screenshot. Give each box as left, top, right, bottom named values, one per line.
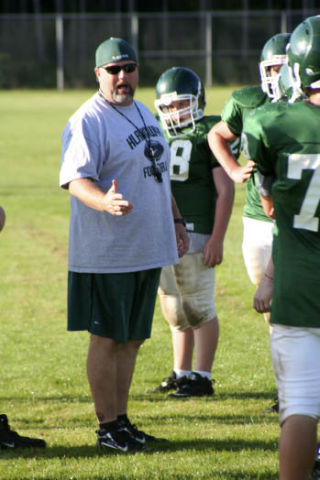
left=175, top=223, right=189, bottom=258
left=69, top=177, right=133, bottom=215
left=103, top=179, right=133, bottom=216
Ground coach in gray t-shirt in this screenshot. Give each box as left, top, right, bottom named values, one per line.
left=60, top=37, right=188, bottom=452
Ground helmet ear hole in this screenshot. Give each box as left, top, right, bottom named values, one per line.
left=154, top=67, right=205, bottom=138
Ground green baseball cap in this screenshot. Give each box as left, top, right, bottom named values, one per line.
left=95, top=37, right=137, bottom=67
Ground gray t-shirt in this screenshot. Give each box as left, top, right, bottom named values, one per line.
left=60, top=93, right=179, bottom=273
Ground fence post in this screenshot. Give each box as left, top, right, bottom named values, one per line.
left=55, top=14, right=64, bottom=90
left=281, top=10, right=288, bottom=32
left=131, top=14, right=138, bottom=58
left=242, top=0, right=249, bottom=64
left=205, top=13, right=212, bottom=87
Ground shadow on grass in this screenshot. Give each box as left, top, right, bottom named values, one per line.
left=4, top=474, right=278, bottom=480
left=157, top=412, right=278, bottom=425
left=0, top=474, right=278, bottom=480
left=1, top=390, right=277, bottom=405
left=132, top=390, right=277, bottom=402
left=0, top=394, right=91, bottom=403
left=0, top=437, right=277, bottom=460
left=7, top=413, right=278, bottom=433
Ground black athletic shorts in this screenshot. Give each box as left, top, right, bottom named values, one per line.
left=67, top=268, right=161, bottom=343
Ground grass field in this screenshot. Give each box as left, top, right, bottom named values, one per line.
left=0, top=88, right=280, bottom=479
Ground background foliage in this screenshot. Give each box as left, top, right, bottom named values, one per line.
left=0, top=6, right=317, bottom=88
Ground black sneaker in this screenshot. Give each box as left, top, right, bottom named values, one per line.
left=311, top=463, right=320, bottom=480
left=118, top=417, right=167, bottom=444
left=150, top=371, right=179, bottom=393
left=97, top=426, right=144, bottom=453
left=0, top=414, right=46, bottom=449
left=169, top=372, right=214, bottom=398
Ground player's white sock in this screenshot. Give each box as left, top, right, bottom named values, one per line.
left=193, top=370, right=211, bottom=379
left=174, top=369, right=191, bottom=379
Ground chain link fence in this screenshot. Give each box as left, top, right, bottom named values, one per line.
left=0, top=9, right=318, bottom=89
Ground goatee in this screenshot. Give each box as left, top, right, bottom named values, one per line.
left=112, top=86, right=134, bottom=104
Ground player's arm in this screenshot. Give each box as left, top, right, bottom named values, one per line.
left=253, top=257, right=274, bottom=313
left=203, top=166, right=234, bottom=268
left=255, top=171, right=275, bottom=219
left=171, top=193, right=189, bottom=258
left=68, top=177, right=133, bottom=216
left=208, top=120, right=255, bottom=183
left=260, top=195, right=275, bottom=219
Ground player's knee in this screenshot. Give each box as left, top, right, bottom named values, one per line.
left=181, top=297, right=216, bottom=328
left=159, top=293, right=188, bottom=330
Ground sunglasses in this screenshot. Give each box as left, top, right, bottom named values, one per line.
left=103, top=63, right=138, bottom=75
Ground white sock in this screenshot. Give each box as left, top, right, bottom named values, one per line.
left=174, top=369, right=191, bottom=379
left=193, top=370, right=211, bottom=379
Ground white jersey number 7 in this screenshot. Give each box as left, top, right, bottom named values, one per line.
left=287, top=153, right=320, bottom=232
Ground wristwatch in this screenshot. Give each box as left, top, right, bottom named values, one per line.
left=174, top=217, right=186, bottom=227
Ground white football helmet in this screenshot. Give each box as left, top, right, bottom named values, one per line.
left=259, top=33, right=291, bottom=100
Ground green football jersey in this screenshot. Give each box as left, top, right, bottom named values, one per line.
left=162, top=116, right=220, bottom=234
left=222, top=85, right=272, bottom=223
left=243, top=99, right=320, bottom=328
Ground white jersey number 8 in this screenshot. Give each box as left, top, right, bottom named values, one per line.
left=169, top=139, right=192, bottom=182
left=287, top=153, right=320, bottom=232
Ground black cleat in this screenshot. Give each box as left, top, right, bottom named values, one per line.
left=310, top=462, right=320, bottom=480
left=117, top=417, right=167, bottom=444
left=310, top=444, right=320, bottom=479
left=150, top=371, right=180, bottom=393
left=263, top=397, right=279, bottom=413
left=97, top=426, right=144, bottom=453
left=169, top=372, right=214, bottom=398
left=0, top=414, right=46, bottom=449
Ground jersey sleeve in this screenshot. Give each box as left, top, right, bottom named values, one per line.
left=208, top=147, right=220, bottom=169
left=221, top=96, right=243, bottom=136
left=60, top=116, right=102, bottom=189
left=242, top=109, right=276, bottom=177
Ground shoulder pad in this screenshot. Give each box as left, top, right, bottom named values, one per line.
left=232, top=86, right=268, bottom=109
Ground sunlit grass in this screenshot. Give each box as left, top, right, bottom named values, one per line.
left=0, top=88, right=280, bottom=479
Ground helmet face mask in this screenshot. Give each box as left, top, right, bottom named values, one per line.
left=155, top=67, right=205, bottom=138
left=272, top=63, right=295, bottom=102
left=155, top=92, right=201, bottom=137
left=259, top=33, right=291, bottom=100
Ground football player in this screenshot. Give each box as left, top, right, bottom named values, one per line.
left=244, top=15, right=320, bottom=480
left=0, top=209, right=46, bottom=449
left=151, top=67, right=234, bottom=397
left=208, top=32, right=290, bottom=412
